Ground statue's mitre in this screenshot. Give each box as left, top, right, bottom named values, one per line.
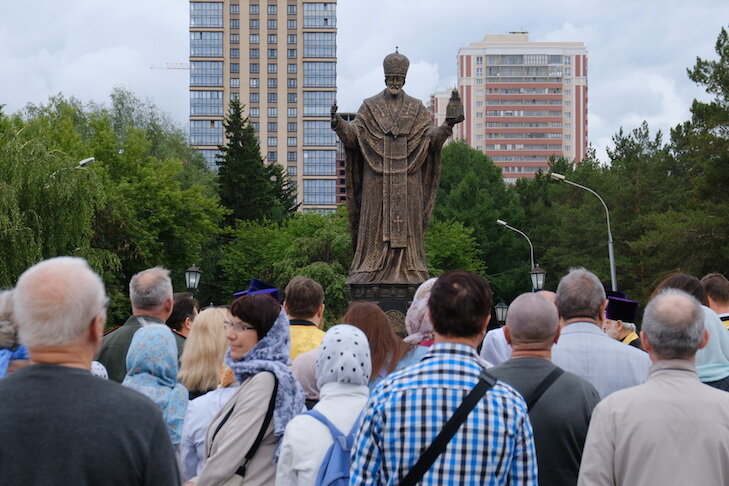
left=383, top=51, right=409, bottom=77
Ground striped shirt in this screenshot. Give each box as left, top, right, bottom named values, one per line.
left=350, top=343, right=538, bottom=485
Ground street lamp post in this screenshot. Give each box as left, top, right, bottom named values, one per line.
left=550, top=172, right=617, bottom=292
left=497, top=219, right=547, bottom=291
left=494, top=302, right=509, bottom=326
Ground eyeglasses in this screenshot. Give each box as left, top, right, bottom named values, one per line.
left=224, top=320, right=257, bottom=333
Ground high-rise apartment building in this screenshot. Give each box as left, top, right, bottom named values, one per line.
left=455, top=32, right=587, bottom=183
left=189, top=0, right=338, bottom=212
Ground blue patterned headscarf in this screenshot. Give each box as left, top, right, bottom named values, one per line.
left=123, top=325, right=189, bottom=446
left=225, top=309, right=305, bottom=456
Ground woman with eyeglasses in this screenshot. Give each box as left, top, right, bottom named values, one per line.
left=185, top=294, right=305, bottom=486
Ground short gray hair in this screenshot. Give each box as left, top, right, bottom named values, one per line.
left=556, top=268, right=606, bottom=320
left=14, top=257, right=106, bottom=347
left=506, top=293, right=559, bottom=344
left=0, top=290, right=17, bottom=349
left=622, top=321, right=637, bottom=333
left=643, top=288, right=704, bottom=359
left=129, top=267, right=172, bottom=310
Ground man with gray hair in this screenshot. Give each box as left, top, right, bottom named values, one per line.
left=551, top=268, right=650, bottom=398
left=489, top=293, right=600, bottom=486
left=97, top=266, right=175, bottom=382
left=0, top=257, right=179, bottom=485
left=578, top=289, right=729, bottom=486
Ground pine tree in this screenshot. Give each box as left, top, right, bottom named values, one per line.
left=217, top=99, right=298, bottom=224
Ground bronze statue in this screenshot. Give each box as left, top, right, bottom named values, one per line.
left=332, top=51, right=464, bottom=284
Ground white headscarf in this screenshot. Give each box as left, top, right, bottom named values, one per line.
left=316, top=325, right=371, bottom=389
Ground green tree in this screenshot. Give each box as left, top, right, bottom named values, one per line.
left=217, top=100, right=297, bottom=224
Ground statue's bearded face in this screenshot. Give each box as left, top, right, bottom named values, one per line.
left=385, top=75, right=405, bottom=96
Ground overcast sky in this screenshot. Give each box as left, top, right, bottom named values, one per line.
left=2, top=0, right=727, bottom=161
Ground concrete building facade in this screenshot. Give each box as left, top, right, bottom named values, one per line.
left=456, top=33, right=588, bottom=183
left=189, top=0, right=338, bottom=212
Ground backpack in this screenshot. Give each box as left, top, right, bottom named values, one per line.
left=304, top=409, right=361, bottom=486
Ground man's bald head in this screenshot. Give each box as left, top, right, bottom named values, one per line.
left=537, top=290, right=557, bottom=305
left=506, top=293, right=559, bottom=345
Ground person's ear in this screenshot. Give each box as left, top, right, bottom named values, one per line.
left=283, top=301, right=290, bottom=315
left=183, top=317, right=193, bottom=332
left=640, top=330, right=652, bottom=353
left=616, top=320, right=624, bottom=332
left=698, top=328, right=710, bottom=350
left=598, top=300, right=608, bottom=324
left=89, top=314, right=105, bottom=346
left=553, top=325, right=561, bottom=344
left=483, top=313, right=491, bottom=334
left=317, top=303, right=326, bottom=319
left=164, top=297, right=173, bottom=314
left=503, top=326, right=512, bottom=345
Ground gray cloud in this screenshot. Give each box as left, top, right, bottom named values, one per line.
left=1, top=0, right=726, bottom=163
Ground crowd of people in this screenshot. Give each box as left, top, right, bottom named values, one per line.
left=1, top=256, right=729, bottom=485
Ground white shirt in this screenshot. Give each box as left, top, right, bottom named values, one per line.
left=276, top=382, right=369, bottom=486
left=480, top=327, right=511, bottom=365
left=180, top=386, right=239, bottom=481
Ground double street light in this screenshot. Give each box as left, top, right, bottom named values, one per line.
left=550, top=172, right=617, bottom=292
left=496, top=219, right=546, bottom=292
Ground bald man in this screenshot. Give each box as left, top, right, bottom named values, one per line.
left=489, top=293, right=600, bottom=486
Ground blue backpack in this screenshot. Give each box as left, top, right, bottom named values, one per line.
left=304, top=409, right=361, bottom=486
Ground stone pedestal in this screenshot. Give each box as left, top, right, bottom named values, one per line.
left=347, top=282, right=421, bottom=336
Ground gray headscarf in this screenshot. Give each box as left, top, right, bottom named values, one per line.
left=317, top=324, right=371, bottom=389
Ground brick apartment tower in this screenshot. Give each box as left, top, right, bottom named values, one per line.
left=189, top=0, right=339, bottom=212
left=456, top=32, right=588, bottom=183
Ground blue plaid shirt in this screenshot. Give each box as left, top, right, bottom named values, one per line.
left=350, top=343, right=537, bottom=485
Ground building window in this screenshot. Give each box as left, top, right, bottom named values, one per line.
left=476, top=56, right=483, bottom=65
left=303, top=91, right=335, bottom=116
left=287, top=49, right=297, bottom=59
left=190, top=31, right=223, bottom=57
left=287, top=78, right=297, bottom=88
left=230, top=19, right=239, bottom=29
left=268, top=34, right=277, bottom=44
left=268, top=137, right=278, bottom=147
left=249, top=78, right=259, bottom=88
left=250, top=48, right=259, bottom=59
left=250, top=107, right=260, bottom=117
left=565, top=67, right=572, bottom=76
left=197, top=149, right=221, bottom=168
left=230, top=78, right=240, bottom=88
left=287, top=19, right=297, bottom=29
left=288, top=107, right=297, bottom=118
left=251, top=122, right=259, bottom=130
left=303, top=150, right=336, bottom=175
left=249, top=34, right=259, bottom=44
left=249, top=4, right=259, bottom=14
left=564, top=56, right=572, bottom=65
left=268, top=122, right=278, bottom=132
left=288, top=122, right=297, bottom=132
left=288, top=137, right=298, bottom=147
left=230, top=3, right=240, bottom=14
left=230, top=48, right=240, bottom=58
left=268, top=48, right=278, bottom=58
left=565, top=145, right=571, bottom=151
left=564, top=134, right=571, bottom=140
left=268, top=78, right=278, bottom=88
left=190, top=120, right=223, bottom=146
left=230, top=34, right=240, bottom=44
left=190, top=61, right=223, bottom=86
left=230, top=92, right=239, bottom=101
left=268, top=19, right=277, bottom=29
left=190, top=2, right=223, bottom=28
left=230, top=63, right=240, bottom=73
left=287, top=5, right=297, bottom=15
left=287, top=152, right=297, bottom=163
left=267, top=63, right=278, bottom=74
left=250, top=92, right=260, bottom=103
left=287, top=63, right=297, bottom=73
left=304, top=121, right=336, bottom=146
left=303, top=3, right=337, bottom=28
left=268, top=4, right=277, bottom=15
left=190, top=90, right=224, bottom=116
left=268, top=107, right=278, bottom=117
left=249, top=63, right=259, bottom=73
left=303, top=179, right=337, bottom=205
left=268, top=151, right=278, bottom=161
left=288, top=34, right=297, bottom=44
left=303, top=62, right=336, bottom=87
left=250, top=19, right=259, bottom=29
left=287, top=93, right=297, bottom=103
left=268, top=92, right=278, bottom=103
left=303, top=32, right=336, bottom=58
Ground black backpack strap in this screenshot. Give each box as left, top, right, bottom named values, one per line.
left=526, top=367, right=564, bottom=412
left=235, top=373, right=279, bottom=477
left=400, top=370, right=497, bottom=486
left=207, top=403, right=236, bottom=458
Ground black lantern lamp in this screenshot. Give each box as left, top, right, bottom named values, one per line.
left=185, top=265, right=202, bottom=296
left=530, top=266, right=547, bottom=292
left=495, top=302, right=509, bottom=326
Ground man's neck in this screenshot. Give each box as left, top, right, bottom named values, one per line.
left=510, top=346, right=552, bottom=360
left=563, top=317, right=601, bottom=327
left=131, top=310, right=164, bottom=322
left=29, top=345, right=92, bottom=370
left=290, top=316, right=321, bottom=328
left=434, top=333, right=480, bottom=349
